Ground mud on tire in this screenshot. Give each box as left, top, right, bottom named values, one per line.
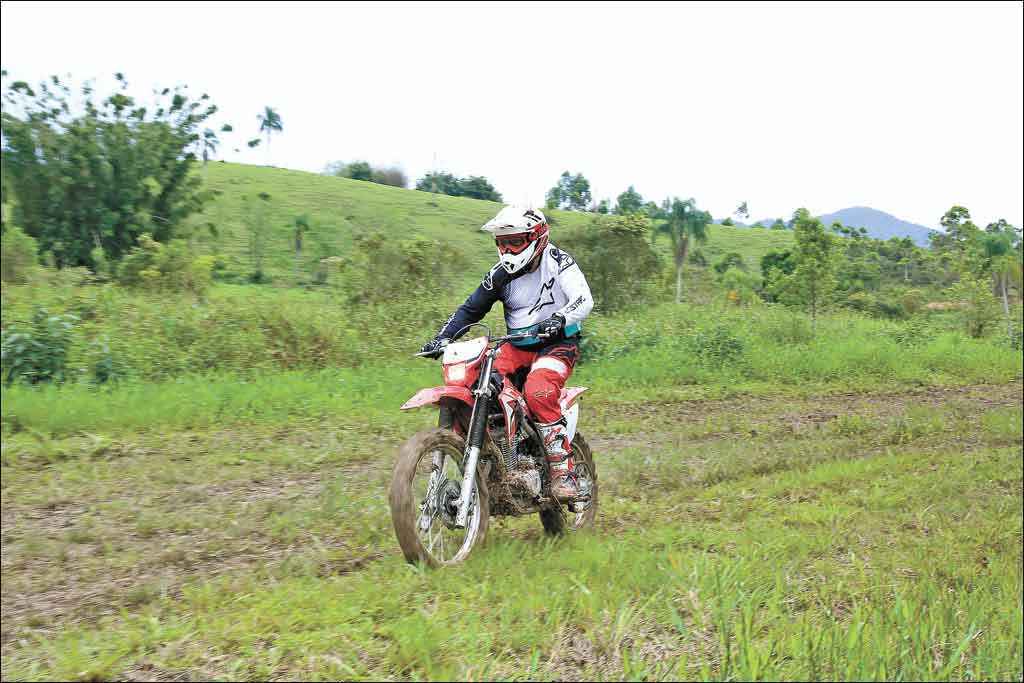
left=390, top=429, right=490, bottom=567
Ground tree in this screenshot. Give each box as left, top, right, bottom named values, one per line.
left=545, top=171, right=592, bottom=211
left=2, top=72, right=221, bottom=268
left=769, top=209, right=835, bottom=333
left=415, top=172, right=460, bottom=195
left=979, top=220, right=1023, bottom=338
left=735, top=201, right=749, bottom=220
left=614, top=186, right=644, bottom=215
left=257, top=106, right=283, bottom=165
left=456, top=175, right=502, bottom=202
left=760, top=249, right=795, bottom=280
left=653, top=197, right=711, bottom=303
left=595, top=199, right=610, bottom=214
left=721, top=217, right=734, bottom=226
left=930, top=205, right=979, bottom=256
left=946, top=275, right=1000, bottom=338
left=558, top=213, right=661, bottom=312
left=326, top=161, right=408, bottom=188
left=370, top=166, right=409, bottom=188
left=199, top=128, right=219, bottom=166
left=343, top=161, right=373, bottom=181
left=770, top=219, right=787, bottom=230
left=413, top=172, right=501, bottom=201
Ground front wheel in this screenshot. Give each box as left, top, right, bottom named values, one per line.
left=540, top=432, right=598, bottom=535
left=390, top=429, right=490, bottom=567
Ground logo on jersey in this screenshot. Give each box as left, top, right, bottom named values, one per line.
left=482, top=265, right=500, bottom=291
left=529, top=277, right=556, bottom=315
left=548, top=247, right=575, bottom=273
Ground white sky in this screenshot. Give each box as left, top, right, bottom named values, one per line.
left=2, top=1, right=1022, bottom=228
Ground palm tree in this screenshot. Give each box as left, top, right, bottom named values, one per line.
left=654, top=197, right=711, bottom=303
left=199, top=128, right=219, bottom=167
left=257, top=106, right=283, bottom=166
left=982, top=228, right=1023, bottom=340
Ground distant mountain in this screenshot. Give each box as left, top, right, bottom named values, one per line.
left=817, top=207, right=936, bottom=246
left=718, top=207, right=937, bottom=246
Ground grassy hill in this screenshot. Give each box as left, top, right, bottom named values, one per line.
left=187, top=163, right=794, bottom=283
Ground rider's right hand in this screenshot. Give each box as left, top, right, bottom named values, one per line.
left=420, top=336, right=450, bottom=359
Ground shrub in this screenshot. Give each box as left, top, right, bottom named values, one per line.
left=116, top=235, right=213, bottom=295
left=1, top=226, right=40, bottom=283
left=945, top=276, right=1000, bottom=338
left=760, top=308, right=814, bottom=345
left=900, top=289, right=926, bottom=316
left=714, top=252, right=746, bottom=274
left=89, top=246, right=111, bottom=280
left=720, top=267, right=762, bottom=306
left=1, top=308, right=78, bottom=386
left=688, top=249, right=707, bottom=267
left=1006, top=304, right=1023, bottom=351
left=558, top=214, right=662, bottom=313
left=890, top=316, right=938, bottom=348
left=688, top=324, right=745, bottom=367
left=873, top=295, right=907, bottom=320
left=339, top=233, right=470, bottom=307
left=842, top=291, right=877, bottom=314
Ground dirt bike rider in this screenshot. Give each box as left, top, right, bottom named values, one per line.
left=420, top=206, right=594, bottom=502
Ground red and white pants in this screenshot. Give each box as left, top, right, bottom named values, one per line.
left=493, top=342, right=580, bottom=423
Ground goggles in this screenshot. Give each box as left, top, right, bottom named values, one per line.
left=495, top=233, right=534, bottom=255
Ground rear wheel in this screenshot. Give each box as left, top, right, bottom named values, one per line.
left=390, top=429, right=490, bottom=567
left=540, top=432, right=598, bottom=536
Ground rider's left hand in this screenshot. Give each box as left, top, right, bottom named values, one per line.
left=538, top=313, right=565, bottom=340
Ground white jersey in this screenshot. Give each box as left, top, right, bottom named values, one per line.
left=438, top=244, right=594, bottom=347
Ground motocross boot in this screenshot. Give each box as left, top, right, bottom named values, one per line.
left=536, top=418, right=578, bottom=502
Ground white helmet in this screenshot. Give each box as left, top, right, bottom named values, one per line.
left=481, top=206, right=550, bottom=275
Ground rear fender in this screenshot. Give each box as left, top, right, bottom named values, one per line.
left=401, top=386, right=474, bottom=410
left=559, top=387, right=588, bottom=411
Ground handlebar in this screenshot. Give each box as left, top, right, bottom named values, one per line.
left=413, top=331, right=550, bottom=359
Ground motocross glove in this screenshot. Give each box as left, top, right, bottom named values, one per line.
left=419, top=336, right=450, bottom=359
left=537, top=313, right=566, bottom=340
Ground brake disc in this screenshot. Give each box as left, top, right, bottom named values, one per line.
left=438, top=479, right=463, bottom=529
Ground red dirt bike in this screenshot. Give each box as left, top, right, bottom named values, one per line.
left=389, top=325, right=597, bottom=567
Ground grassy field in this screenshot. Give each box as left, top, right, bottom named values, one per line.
left=187, top=163, right=792, bottom=283
left=2, top=376, right=1020, bottom=680
left=2, top=163, right=1021, bottom=681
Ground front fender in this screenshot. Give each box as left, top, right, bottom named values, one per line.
left=401, top=386, right=474, bottom=411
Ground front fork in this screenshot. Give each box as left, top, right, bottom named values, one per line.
left=454, top=351, right=496, bottom=528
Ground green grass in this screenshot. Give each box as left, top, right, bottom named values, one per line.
left=2, top=386, right=1020, bottom=680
